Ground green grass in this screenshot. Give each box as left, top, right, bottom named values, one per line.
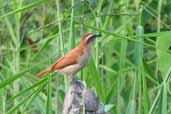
left=0, top=0, right=171, bottom=114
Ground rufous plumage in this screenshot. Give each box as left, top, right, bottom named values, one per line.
left=36, top=33, right=101, bottom=79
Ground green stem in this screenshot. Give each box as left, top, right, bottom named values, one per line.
left=69, top=0, right=75, bottom=49
left=117, top=0, right=128, bottom=113
left=46, top=74, right=52, bottom=114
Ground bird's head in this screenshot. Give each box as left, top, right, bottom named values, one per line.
left=80, top=33, right=101, bottom=44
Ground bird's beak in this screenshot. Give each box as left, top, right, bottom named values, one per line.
left=86, top=34, right=102, bottom=43
left=94, top=34, right=102, bottom=37
left=90, top=34, right=101, bottom=41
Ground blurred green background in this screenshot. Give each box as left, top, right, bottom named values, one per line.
left=0, top=0, right=171, bottom=114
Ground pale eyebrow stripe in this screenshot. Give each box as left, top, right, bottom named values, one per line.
left=86, top=34, right=93, bottom=41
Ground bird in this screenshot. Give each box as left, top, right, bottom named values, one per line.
left=36, top=33, right=101, bottom=80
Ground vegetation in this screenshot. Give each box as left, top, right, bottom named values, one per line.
left=0, top=0, right=171, bottom=114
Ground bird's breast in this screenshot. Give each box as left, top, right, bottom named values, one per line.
left=78, top=45, right=92, bottom=68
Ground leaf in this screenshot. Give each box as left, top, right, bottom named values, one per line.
left=143, top=60, right=159, bottom=85
left=126, top=99, right=136, bottom=114
left=157, top=34, right=171, bottom=77
left=8, top=77, right=48, bottom=101
left=105, top=82, right=116, bottom=104
left=0, top=68, right=31, bottom=89
left=99, top=65, right=117, bottom=75
left=142, top=66, right=150, bottom=114
left=87, top=59, right=105, bottom=102
left=46, top=75, right=52, bottom=114
left=157, top=84, right=167, bottom=114
left=104, top=104, right=114, bottom=112
left=0, top=0, right=48, bottom=18
left=6, top=82, right=47, bottom=114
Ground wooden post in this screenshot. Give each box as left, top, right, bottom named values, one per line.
left=62, top=79, right=106, bottom=114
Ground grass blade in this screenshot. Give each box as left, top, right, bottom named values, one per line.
left=0, top=0, right=48, bottom=18
left=0, top=68, right=31, bottom=89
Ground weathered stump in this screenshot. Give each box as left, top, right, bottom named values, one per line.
left=62, top=79, right=106, bottom=114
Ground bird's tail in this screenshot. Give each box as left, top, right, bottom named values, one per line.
left=36, top=67, right=52, bottom=77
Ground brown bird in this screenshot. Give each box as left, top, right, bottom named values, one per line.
left=36, top=33, right=101, bottom=79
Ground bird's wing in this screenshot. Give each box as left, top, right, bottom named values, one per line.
left=51, top=47, right=84, bottom=70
